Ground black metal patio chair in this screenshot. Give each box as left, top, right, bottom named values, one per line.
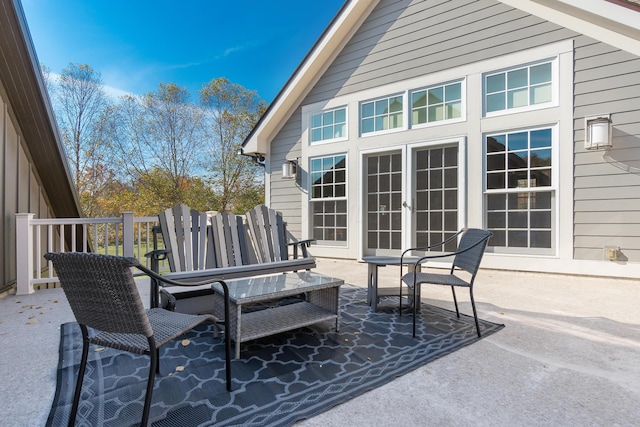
left=399, top=228, right=492, bottom=337
left=44, top=252, right=232, bottom=427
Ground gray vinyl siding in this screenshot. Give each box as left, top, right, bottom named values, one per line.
left=0, top=83, right=50, bottom=291
left=305, top=0, right=576, bottom=104
left=269, top=107, right=303, bottom=237
left=0, top=96, right=4, bottom=289
left=270, top=0, right=574, bottom=239
left=573, top=37, right=640, bottom=262
left=267, top=0, right=640, bottom=261
left=4, top=108, right=19, bottom=286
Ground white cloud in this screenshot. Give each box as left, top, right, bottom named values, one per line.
left=47, top=71, right=135, bottom=101
left=102, top=83, right=133, bottom=100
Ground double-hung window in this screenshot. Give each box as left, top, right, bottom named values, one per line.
left=361, top=95, right=403, bottom=134
left=485, top=60, right=554, bottom=114
left=310, top=107, right=347, bottom=143
left=485, top=128, right=554, bottom=253
left=310, top=155, right=347, bottom=244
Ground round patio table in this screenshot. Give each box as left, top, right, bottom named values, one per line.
left=362, top=255, right=423, bottom=311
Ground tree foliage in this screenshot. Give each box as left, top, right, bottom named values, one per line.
left=44, top=64, right=266, bottom=217
left=57, top=64, right=110, bottom=185
left=53, top=63, right=117, bottom=217
left=199, top=78, right=267, bottom=212
left=109, top=83, right=207, bottom=208
left=96, top=168, right=217, bottom=216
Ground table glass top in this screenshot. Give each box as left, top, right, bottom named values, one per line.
left=211, top=272, right=343, bottom=301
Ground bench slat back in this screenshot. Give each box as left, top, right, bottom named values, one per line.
left=159, top=205, right=211, bottom=272
left=210, top=212, right=256, bottom=267
left=245, top=205, right=288, bottom=263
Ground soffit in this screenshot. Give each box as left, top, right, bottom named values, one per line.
left=504, top=0, right=640, bottom=56
left=0, top=0, right=81, bottom=218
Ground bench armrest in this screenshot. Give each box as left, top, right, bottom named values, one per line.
left=288, top=238, right=316, bottom=258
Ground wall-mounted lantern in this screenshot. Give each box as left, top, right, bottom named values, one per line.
left=282, top=159, right=297, bottom=179
left=585, top=115, right=612, bottom=150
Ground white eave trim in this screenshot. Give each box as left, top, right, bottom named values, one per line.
left=242, top=0, right=379, bottom=156
left=499, top=0, right=640, bottom=56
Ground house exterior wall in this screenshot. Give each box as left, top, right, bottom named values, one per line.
left=268, top=107, right=304, bottom=235
left=573, top=37, right=640, bottom=262
left=268, top=0, right=640, bottom=278
left=0, top=81, right=51, bottom=292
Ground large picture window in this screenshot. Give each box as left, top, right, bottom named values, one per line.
left=310, top=155, right=347, bottom=243
left=310, top=107, right=347, bottom=143
left=485, top=128, right=554, bottom=252
left=361, top=95, right=403, bottom=134
left=485, top=60, right=553, bottom=114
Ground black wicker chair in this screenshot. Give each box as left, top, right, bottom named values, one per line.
left=400, top=228, right=492, bottom=338
left=44, top=252, right=232, bottom=427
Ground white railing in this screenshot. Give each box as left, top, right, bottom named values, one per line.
left=16, top=212, right=160, bottom=295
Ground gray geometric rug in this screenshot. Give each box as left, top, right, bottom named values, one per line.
left=47, top=287, right=503, bottom=426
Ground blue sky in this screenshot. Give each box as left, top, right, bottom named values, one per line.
left=21, top=0, right=345, bottom=103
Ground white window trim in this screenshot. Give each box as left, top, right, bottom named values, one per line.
left=308, top=106, right=349, bottom=146
left=404, top=137, right=468, bottom=253
left=483, top=124, right=559, bottom=256
left=410, top=79, right=467, bottom=130
left=359, top=93, right=408, bottom=137
left=357, top=136, right=467, bottom=259
left=298, top=39, right=573, bottom=261
left=308, top=152, right=349, bottom=246
left=483, top=57, right=560, bottom=118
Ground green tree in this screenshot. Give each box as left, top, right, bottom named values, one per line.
left=199, top=78, right=266, bottom=212
left=56, top=64, right=110, bottom=188
left=111, top=83, right=206, bottom=208
left=49, top=63, right=116, bottom=217
left=232, top=186, right=265, bottom=214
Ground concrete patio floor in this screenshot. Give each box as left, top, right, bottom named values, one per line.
left=1, top=258, right=639, bottom=426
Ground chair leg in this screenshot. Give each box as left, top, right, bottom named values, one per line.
left=470, top=289, right=481, bottom=338
left=69, top=327, right=90, bottom=427
left=398, top=277, right=403, bottom=315
left=142, top=338, right=158, bottom=427
left=451, top=286, right=460, bottom=318
left=221, top=285, right=232, bottom=391
left=412, top=282, right=418, bottom=338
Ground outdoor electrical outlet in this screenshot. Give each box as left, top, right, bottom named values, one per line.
left=604, top=246, right=619, bottom=261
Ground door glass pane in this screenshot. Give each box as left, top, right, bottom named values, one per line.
left=365, top=151, right=403, bottom=254
left=365, top=145, right=459, bottom=255
left=414, top=146, right=458, bottom=250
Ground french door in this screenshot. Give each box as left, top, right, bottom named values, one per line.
left=363, top=141, right=462, bottom=256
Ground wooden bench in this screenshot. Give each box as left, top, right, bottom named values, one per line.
left=147, top=205, right=315, bottom=313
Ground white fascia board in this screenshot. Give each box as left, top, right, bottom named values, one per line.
left=555, top=0, right=640, bottom=31
left=242, top=0, right=379, bottom=156
left=499, top=0, right=640, bottom=56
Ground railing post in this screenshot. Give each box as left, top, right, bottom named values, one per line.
left=122, top=212, right=134, bottom=258
left=16, top=213, right=35, bottom=295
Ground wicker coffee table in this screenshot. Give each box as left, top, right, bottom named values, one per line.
left=211, top=272, right=343, bottom=359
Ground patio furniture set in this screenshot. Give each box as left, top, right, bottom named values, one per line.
left=45, top=203, right=491, bottom=426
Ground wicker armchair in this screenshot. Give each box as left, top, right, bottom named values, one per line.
left=400, top=228, right=492, bottom=338
left=44, top=252, right=232, bottom=427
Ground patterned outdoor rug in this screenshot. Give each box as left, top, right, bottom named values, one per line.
left=47, top=287, right=503, bottom=426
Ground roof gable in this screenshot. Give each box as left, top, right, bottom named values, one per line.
left=241, top=0, right=380, bottom=156
left=241, top=0, right=640, bottom=157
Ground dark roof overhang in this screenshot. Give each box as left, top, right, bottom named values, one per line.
left=0, top=0, right=82, bottom=218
